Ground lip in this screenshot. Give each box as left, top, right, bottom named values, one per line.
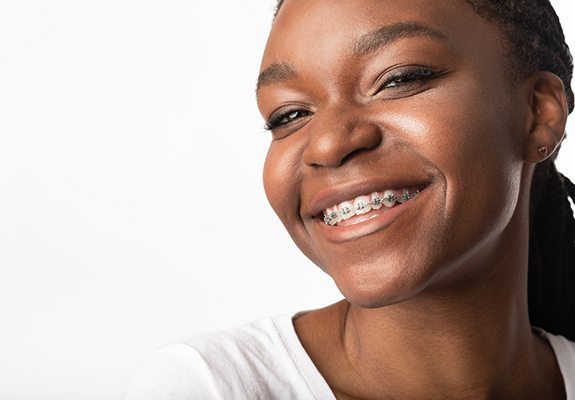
left=305, top=177, right=432, bottom=218
left=311, top=183, right=431, bottom=243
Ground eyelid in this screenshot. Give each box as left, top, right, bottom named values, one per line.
left=375, top=64, right=433, bottom=85
left=370, top=64, right=443, bottom=97
left=265, top=105, right=313, bottom=131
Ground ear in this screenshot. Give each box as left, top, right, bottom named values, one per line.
left=524, top=71, right=568, bottom=163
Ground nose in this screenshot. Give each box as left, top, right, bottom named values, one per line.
left=302, top=108, right=383, bottom=168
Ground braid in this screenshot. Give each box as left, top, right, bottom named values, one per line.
left=530, top=162, right=575, bottom=340
left=273, top=0, right=575, bottom=339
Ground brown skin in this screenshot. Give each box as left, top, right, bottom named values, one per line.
left=257, top=0, right=568, bottom=399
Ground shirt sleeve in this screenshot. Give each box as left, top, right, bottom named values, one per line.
left=545, top=333, right=575, bottom=399
left=123, top=343, right=225, bottom=400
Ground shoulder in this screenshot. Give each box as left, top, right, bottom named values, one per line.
left=539, top=330, right=575, bottom=399
left=123, top=342, right=217, bottom=400
left=123, top=314, right=331, bottom=400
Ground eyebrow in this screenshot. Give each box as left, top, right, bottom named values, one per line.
left=256, top=63, right=298, bottom=92
left=256, top=22, right=446, bottom=92
left=354, top=22, right=447, bottom=56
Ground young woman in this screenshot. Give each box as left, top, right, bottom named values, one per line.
left=125, top=0, right=575, bottom=398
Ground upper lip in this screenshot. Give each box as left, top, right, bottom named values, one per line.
left=304, top=177, right=432, bottom=218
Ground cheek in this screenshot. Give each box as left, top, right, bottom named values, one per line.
left=263, top=141, right=302, bottom=225
left=380, top=81, right=525, bottom=258
left=263, top=140, right=328, bottom=268
left=414, top=84, right=524, bottom=251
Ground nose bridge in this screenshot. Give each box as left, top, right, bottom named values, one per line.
left=303, top=102, right=382, bottom=168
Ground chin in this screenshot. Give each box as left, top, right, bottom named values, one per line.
left=328, top=260, right=434, bottom=309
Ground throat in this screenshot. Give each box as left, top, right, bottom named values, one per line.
left=302, top=301, right=565, bottom=400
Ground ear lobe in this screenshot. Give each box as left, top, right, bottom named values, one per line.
left=525, top=71, right=568, bottom=163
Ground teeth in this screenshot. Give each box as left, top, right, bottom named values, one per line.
left=338, top=201, right=355, bottom=220
left=396, top=189, right=410, bottom=204
left=322, top=187, right=423, bottom=225
left=354, top=196, right=372, bottom=215
left=382, top=190, right=396, bottom=208
left=371, top=192, right=383, bottom=209
left=325, top=206, right=341, bottom=226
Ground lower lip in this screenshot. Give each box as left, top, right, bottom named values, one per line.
left=311, top=187, right=429, bottom=243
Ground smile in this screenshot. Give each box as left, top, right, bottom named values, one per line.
left=323, top=187, right=422, bottom=226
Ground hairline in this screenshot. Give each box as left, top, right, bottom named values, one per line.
left=272, top=0, right=531, bottom=85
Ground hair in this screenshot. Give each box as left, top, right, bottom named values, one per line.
left=273, top=0, right=575, bottom=340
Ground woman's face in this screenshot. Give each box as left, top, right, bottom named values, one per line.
left=257, top=0, right=531, bottom=307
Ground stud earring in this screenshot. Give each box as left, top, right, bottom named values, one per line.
left=538, top=146, right=549, bottom=158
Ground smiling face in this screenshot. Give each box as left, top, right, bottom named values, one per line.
left=257, top=0, right=534, bottom=307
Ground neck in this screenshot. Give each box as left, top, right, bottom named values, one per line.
left=344, top=226, right=531, bottom=364
left=295, top=208, right=565, bottom=399
left=341, top=284, right=535, bottom=398
left=330, top=233, right=563, bottom=399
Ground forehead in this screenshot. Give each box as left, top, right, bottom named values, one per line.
left=260, top=0, right=503, bottom=74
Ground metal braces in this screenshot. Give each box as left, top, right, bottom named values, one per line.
left=323, top=190, right=420, bottom=225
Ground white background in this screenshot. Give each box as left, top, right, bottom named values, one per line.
left=0, top=1, right=573, bottom=399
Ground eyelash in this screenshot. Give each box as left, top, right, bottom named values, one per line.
left=377, top=66, right=438, bottom=91
left=264, top=109, right=312, bottom=131
left=264, top=66, right=439, bottom=131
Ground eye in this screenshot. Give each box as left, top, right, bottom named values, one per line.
left=376, top=66, right=440, bottom=94
left=264, top=109, right=313, bottom=131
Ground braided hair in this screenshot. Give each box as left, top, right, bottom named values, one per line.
left=273, top=0, right=575, bottom=340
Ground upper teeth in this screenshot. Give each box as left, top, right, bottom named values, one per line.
left=323, top=188, right=420, bottom=226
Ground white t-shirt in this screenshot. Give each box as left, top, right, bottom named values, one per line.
left=124, top=314, right=575, bottom=400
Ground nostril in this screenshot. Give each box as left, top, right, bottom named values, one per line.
left=340, top=146, right=377, bottom=165
left=303, top=119, right=383, bottom=168
left=336, top=123, right=384, bottom=165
